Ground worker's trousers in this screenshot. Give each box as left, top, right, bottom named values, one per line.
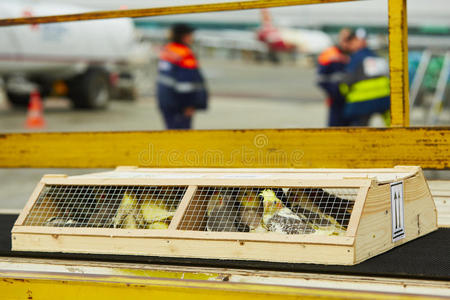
left=160, top=109, right=192, bottom=130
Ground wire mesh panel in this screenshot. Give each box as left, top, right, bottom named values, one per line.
left=23, top=185, right=187, bottom=229
left=178, top=187, right=358, bottom=236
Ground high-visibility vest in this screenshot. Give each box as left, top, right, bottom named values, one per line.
left=339, top=54, right=391, bottom=118
left=160, top=42, right=198, bottom=69
left=340, top=76, right=390, bottom=103
left=157, top=42, right=208, bottom=111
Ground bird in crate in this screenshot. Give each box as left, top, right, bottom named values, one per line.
left=27, top=196, right=63, bottom=226
left=140, top=193, right=176, bottom=228
left=113, top=190, right=176, bottom=229
left=287, top=188, right=347, bottom=235
left=33, top=196, right=81, bottom=227
left=113, top=191, right=146, bottom=229
left=237, top=189, right=264, bottom=231
left=148, top=221, right=171, bottom=229
left=43, top=217, right=80, bottom=227
left=308, top=188, right=352, bottom=228
left=206, top=190, right=249, bottom=232
left=259, top=189, right=315, bottom=235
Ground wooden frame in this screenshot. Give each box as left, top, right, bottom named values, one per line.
left=12, top=167, right=437, bottom=265
left=428, top=180, right=450, bottom=227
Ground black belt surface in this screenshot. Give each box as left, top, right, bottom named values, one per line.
left=1, top=214, right=448, bottom=280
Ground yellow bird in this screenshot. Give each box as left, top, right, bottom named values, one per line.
left=158, top=188, right=182, bottom=212
left=114, top=191, right=141, bottom=228
left=148, top=221, right=170, bottom=230
left=122, top=214, right=139, bottom=229
left=140, top=196, right=176, bottom=224
left=239, top=189, right=260, bottom=210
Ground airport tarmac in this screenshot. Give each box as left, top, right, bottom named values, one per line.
left=0, top=59, right=448, bottom=210
left=0, top=59, right=328, bottom=132
left=0, top=93, right=327, bottom=132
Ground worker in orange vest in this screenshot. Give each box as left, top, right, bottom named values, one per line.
left=317, top=29, right=352, bottom=126
left=156, top=24, right=208, bottom=129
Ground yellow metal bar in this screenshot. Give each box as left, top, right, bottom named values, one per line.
left=0, top=127, right=448, bottom=169
left=0, top=0, right=358, bottom=27
left=0, top=271, right=438, bottom=300
left=388, top=0, right=410, bottom=127
left=2, top=257, right=449, bottom=297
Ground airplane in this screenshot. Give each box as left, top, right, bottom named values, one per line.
left=0, top=1, right=146, bottom=109
left=137, top=8, right=333, bottom=64
left=61, top=0, right=449, bottom=26
left=256, top=9, right=332, bottom=62
left=129, top=0, right=449, bottom=52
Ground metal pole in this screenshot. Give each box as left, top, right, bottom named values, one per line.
left=409, top=50, right=431, bottom=110
left=428, top=52, right=450, bottom=125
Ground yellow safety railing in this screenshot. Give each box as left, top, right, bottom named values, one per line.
left=0, top=270, right=436, bottom=300
left=388, top=0, right=409, bottom=127
left=0, top=0, right=358, bottom=26
left=0, top=0, right=448, bottom=169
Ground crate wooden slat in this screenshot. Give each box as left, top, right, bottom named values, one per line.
left=11, top=166, right=437, bottom=265
left=427, top=180, right=450, bottom=227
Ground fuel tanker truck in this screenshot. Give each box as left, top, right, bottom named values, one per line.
left=0, top=1, right=145, bottom=109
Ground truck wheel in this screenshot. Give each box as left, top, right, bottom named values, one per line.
left=68, top=69, right=110, bottom=109
left=6, top=91, right=31, bottom=107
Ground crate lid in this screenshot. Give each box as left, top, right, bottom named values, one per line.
left=68, top=166, right=420, bottom=184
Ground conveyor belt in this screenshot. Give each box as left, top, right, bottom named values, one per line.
left=1, top=214, right=448, bottom=281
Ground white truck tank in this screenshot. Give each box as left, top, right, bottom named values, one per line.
left=0, top=1, right=138, bottom=108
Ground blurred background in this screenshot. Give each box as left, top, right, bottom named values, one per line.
left=0, top=0, right=449, bottom=131
left=0, top=0, right=449, bottom=209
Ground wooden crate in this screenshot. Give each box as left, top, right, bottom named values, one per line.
left=11, top=166, right=437, bottom=265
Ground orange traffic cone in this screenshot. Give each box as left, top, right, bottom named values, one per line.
left=25, top=90, right=46, bottom=129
